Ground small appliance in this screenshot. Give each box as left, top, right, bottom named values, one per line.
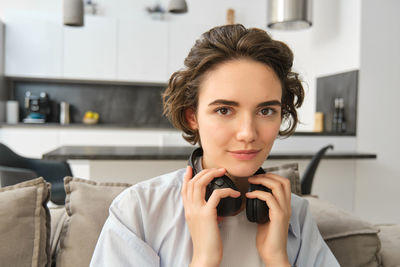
left=23, top=91, right=51, bottom=123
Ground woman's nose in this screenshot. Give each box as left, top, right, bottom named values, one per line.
left=236, top=116, right=256, bottom=143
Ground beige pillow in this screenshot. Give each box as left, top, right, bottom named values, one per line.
left=305, top=196, right=382, bottom=267
left=265, top=163, right=301, bottom=196
left=56, top=177, right=131, bottom=267
left=0, top=177, right=51, bottom=267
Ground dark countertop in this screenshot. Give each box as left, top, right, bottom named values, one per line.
left=42, top=146, right=377, bottom=161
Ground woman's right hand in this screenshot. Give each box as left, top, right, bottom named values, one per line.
left=182, top=166, right=241, bottom=267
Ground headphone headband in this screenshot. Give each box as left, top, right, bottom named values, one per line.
left=188, top=147, right=203, bottom=176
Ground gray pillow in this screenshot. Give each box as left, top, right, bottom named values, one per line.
left=305, top=196, right=382, bottom=267
left=0, top=177, right=51, bottom=267
left=265, top=163, right=301, bottom=196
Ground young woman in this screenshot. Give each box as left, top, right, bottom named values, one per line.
left=90, top=24, right=339, bottom=267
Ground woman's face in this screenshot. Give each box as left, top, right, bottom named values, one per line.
left=186, top=59, right=282, bottom=179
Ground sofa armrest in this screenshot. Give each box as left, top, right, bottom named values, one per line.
left=305, top=196, right=382, bottom=267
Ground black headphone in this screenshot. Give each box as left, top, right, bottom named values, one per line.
left=188, top=147, right=271, bottom=224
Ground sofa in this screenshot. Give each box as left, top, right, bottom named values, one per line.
left=0, top=164, right=399, bottom=267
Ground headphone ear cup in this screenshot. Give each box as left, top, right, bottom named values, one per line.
left=246, top=184, right=271, bottom=224
left=205, top=176, right=242, bottom=217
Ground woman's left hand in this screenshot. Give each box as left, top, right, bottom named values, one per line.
left=246, top=173, right=292, bottom=267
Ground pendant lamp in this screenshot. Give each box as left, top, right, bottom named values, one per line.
left=168, top=0, right=188, bottom=14
left=267, top=0, right=312, bottom=30
left=64, top=0, right=84, bottom=26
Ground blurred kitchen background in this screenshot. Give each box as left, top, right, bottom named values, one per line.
left=0, top=0, right=399, bottom=224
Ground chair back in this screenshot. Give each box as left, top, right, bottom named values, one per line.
left=301, top=144, right=334, bottom=195
left=0, top=143, right=72, bottom=205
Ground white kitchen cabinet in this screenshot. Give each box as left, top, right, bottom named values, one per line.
left=0, top=128, right=59, bottom=158
left=117, top=18, right=169, bottom=83
left=63, top=16, right=117, bottom=80
left=3, top=10, right=63, bottom=78
left=57, top=128, right=164, bottom=146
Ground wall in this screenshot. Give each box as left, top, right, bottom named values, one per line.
left=270, top=0, right=361, bottom=131
left=354, top=0, right=400, bottom=224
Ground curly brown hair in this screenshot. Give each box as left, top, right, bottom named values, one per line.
left=163, top=24, right=304, bottom=145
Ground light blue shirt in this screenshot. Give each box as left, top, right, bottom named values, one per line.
left=90, top=168, right=339, bottom=267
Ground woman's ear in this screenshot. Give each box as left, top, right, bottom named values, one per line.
left=185, top=108, right=198, bottom=130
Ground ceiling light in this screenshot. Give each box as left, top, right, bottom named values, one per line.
left=168, top=0, right=188, bottom=14
left=63, top=0, right=84, bottom=27
left=267, top=0, right=312, bottom=30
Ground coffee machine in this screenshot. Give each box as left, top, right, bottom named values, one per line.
left=23, top=91, right=51, bottom=123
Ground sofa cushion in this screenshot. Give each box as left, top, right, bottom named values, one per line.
left=56, top=177, right=131, bottom=267
left=377, top=224, right=400, bottom=267
left=0, top=177, right=51, bottom=267
left=305, top=196, right=382, bottom=267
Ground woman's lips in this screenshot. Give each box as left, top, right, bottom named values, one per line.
left=229, top=149, right=260, bottom=160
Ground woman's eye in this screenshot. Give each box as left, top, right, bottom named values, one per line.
left=259, top=108, right=275, bottom=116
left=216, top=107, right=231, bottom=115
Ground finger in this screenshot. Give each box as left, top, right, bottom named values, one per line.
left=246, top=191, right=284, bottom=218
left=206, top=188, right=240, bottom=209
left=186, top=168, right=223, bottom=203
left=248, top=175, right=288, bottom=209
left=193, top=168, right=226, bottom=202
left=190, top=167, right=225, bottom=185
left=264, top=173, right=292, bottom=201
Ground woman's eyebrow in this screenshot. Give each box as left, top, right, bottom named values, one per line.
left=208, top=99, right=282, bottom=107
left=257, top=100, right=282, bottom=108
left=208, top=99, right=239, bottom=107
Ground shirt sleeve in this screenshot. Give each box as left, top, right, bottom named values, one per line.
left=89, top=191, right=160, bottom=267
left=295, top=200, right=340, bottom=267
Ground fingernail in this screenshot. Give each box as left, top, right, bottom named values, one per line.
left=219, top=168, right=225, bottom=171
